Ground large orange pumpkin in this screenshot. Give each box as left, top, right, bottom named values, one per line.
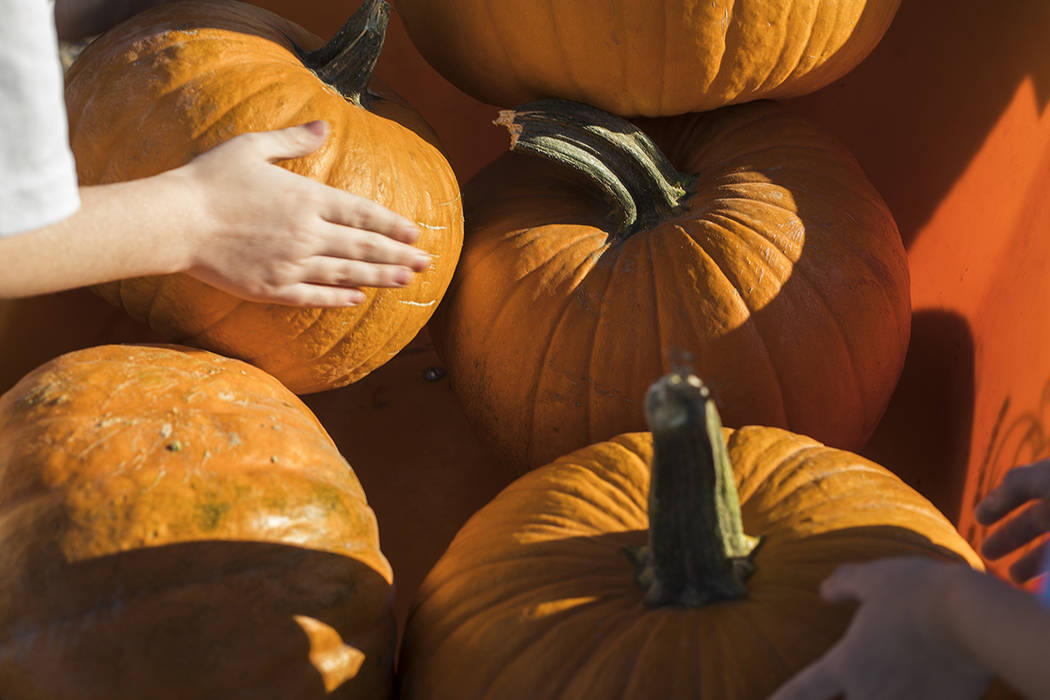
left=394, top=0, right=901, bottom=116
left=432, top=99, right=910, bottom=472
left=64, top=0, right=463, bottom=394
left=0, top=344, right=395, bottom=698
left=397, top=368, right=1002, bottom=699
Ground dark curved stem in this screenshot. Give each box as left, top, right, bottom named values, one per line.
left=626, top=366, right=762, bottom=608
left=294, top=0, right=389, bottom=105
left=494, top=99, right=695, bottom=238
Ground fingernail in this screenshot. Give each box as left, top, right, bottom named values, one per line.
left=415, top=251, right=431, bottom=268
left=402, top=222, right=422, bottom=242
left=303, top=120, right=329, bottom=138
left=395, top=267, right=413, bottom=286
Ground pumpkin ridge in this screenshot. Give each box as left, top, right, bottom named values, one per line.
left=479, top=593, right=632, bottom=698
left=479, top=231, right=604, bottom=464
left=779, top=0, right=823, bottom=89
left=745, top=2, right=796, bottom=98
left=701, top=210, right=869, bottom=428
left=579, top=241, right=640, bottom=448
left=663, top=226, right=795, bottom=431
left=182, top=297, right=252, bottom=347
left=545, top=0, right=588, bottom=104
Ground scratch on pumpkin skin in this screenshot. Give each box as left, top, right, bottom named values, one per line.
left=399, top=300, right=436, bottom=307
left=415, top=222, right=448, bottom=231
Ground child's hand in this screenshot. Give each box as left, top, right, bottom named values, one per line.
left=176, top=120, right=431, bottom=307
left=768, top=557, right=990, bottom=700
left=976, top=458, right=1050, bottom=583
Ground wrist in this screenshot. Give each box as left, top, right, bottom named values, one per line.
left=154, top=164, right=212, bottom=275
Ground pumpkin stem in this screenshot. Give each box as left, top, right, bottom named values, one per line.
left=295, top=0, right=388, bottom=105
left=626, top=366, right=762, bottom=608
left=494, top=99, right=695, bottom=238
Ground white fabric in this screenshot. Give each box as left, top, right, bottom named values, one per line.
left=0, top=0, right=80, bottom=236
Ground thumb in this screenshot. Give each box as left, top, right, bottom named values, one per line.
left=248, top=120, right=329, bottom=161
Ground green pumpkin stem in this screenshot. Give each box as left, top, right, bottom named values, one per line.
left=627, top=367, right=762, bottom=607
left=494, top=99, right=695, bottom=237
left=295, top=0, right=388, bottom=105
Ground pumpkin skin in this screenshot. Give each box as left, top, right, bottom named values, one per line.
left=394, top=0, right=901, bottom=117
left=64, top=0, right=464, bottom=394
left=432, top=100, right=910, bottom=472
left=397, top=424, right=984, bottom=699
left=0, top=344, right=395, bottom=698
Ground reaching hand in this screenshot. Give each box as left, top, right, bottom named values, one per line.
left=767, top=557, right=990, bottom=700
left=177, top=120, right=431, bottom=307
left=976, top=457, right=1050, bottom=584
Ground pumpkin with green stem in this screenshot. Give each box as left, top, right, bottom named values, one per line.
left=0, top=344, right=395, bottom=698
left=394, top=0, right=901, bottom=116
left=431, top=98, right=909, bottom=472
left=64, top=0, right=463, bottom=394
left=397, top=367, right=999, bottom=699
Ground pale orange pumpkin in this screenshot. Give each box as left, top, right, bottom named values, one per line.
left=64, top=0, right=463, bottom=394
left=0, top=344, right=395, bottom=698
left=432, top=99, right=910, bottom=472
left=394, top=0, right=901, bottom=116
left=397, top=368, right=1008, bottom=699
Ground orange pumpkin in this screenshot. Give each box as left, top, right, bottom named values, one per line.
left=397, top=368, right=991, bottom=699
left=394, top=0, right=901, bottom=116
left=432, top=99, right=910, bottom=472
left=64, top=0, right=463, bottom=394
left=0, top=344, right=395, bottom=698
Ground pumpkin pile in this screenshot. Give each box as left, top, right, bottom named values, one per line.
left=0, top=0, right=1025, bottom=697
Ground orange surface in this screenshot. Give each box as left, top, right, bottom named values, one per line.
left=787, top=0, right=1050, bottom=580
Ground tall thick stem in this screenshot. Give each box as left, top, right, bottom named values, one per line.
left=294, top=0, right=389, bottom=106
left=494, top=99, right=695, bottom=238
left=628, top=367, right=762, bottom=608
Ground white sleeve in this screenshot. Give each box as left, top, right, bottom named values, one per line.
left=0, top=0, right=80, bottom=237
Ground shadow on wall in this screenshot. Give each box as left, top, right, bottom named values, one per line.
left=860, top=310, right=976, bottom=523
left=787, top=0, right=1050, bottom=247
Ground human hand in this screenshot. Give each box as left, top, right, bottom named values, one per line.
left=768, top=557, right=990, bottom=700
left=976, top=458, right=1050, bottom=584
left=176, top=120, right=430, bottom=307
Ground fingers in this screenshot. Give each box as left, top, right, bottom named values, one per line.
left=301, top=255, right=416, bottom=290
left=767, top=657, right=841, bottom=700
left=231, top=121, right=330, bottom=162
left=981, top=499, right=1050, bottom=561
left=257, top=283, right=366, bottom=308
left=1005, top=539, right=1050, bottom=584
left=320, top=190, right=422, bottom=245
left=317, top=220, right=431, bottom=273
left=975, top=459, right=1050, bottom=526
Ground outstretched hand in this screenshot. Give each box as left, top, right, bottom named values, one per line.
left=767, top=557, right=990, bottom=700
left=178, top=120, right=431, bottom=307
left=976, top=457, right=1050, bottom=583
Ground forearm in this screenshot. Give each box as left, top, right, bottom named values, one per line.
left=944, top=568, right=1050, bottom=699
left=0, top=170, right=199, bottom=298
left=53, top=0, right=171, bottom=40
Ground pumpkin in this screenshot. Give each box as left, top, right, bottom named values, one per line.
left=394, top=0, right=901, bottom=117
left=397, top=367, right=1002, bottom=699
left=431, top=99, right=910, bottom=472
left=0, top=344, right=395, bottom=698
left=64, top=0, right=464, bottom=394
